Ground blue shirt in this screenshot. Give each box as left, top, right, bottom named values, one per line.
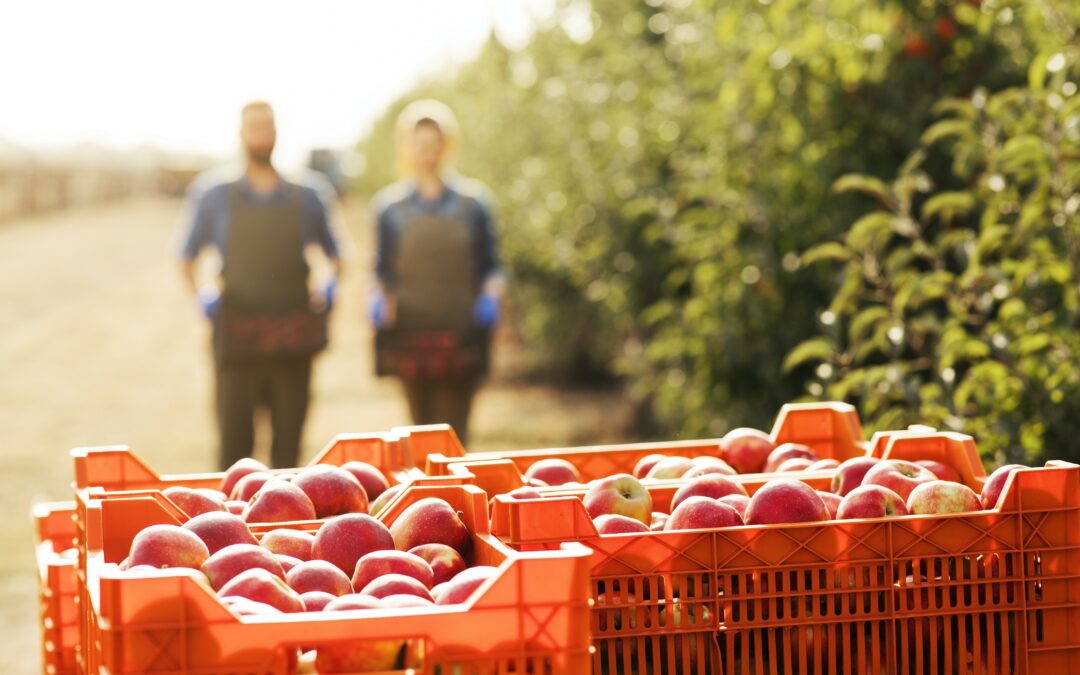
left=180, top=171, right=340, bottom=261
left=373, top=176, right=501, bottom=290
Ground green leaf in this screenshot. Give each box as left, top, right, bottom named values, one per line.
left=782, top=337, right=834, bottom=373
left=1028, top=52, right=1050, bottom=91
left=849, top=306, right=890, bottom=342
left=832, top=174, right=894, bottom=207
left=845, top=212, right=895, bottom=250
left=930, top=98, right=977, bottom=121
left=921, top=119, right=977, bottom=145
left=801, top=242, right=853, bottom=265
left=922, top=191, right=975, bottom=222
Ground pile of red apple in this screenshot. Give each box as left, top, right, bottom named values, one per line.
left=158, top=457, right=410, bottom=524
left=502, top=429, right=1028, bottom=532
left=115, top=495, right=498, bottom=673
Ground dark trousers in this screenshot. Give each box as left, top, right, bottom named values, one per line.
left=400, top=374, right=478, bottom=445
left=216, top=356, right=312, bottom=470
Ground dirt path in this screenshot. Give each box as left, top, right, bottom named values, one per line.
left=0, top=196, right=629, bottom=673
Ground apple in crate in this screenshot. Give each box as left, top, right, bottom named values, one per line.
left=286, top=559, right=353, bottom=596
left=670, top=474, right=747, bottom=511
left=243, top=480, right=317, bottom=523
left=836, top=485, right=908, bottom=520
left=906, top=480, right=981, bottom=515
left=816, top=491, right=841, bottom=518
left=298, top=590, right=336, bottom=611
left=433, top=566, right=499, bottom=605
left=128, top=524, right=210, bottom=570
left=649, top=512, right=669, bottom=531
left=745, top=479, right=830, bottom=525
left=981, top=464, right=1024, bottom=510
left=594, top=513, right=650, bottom=534
left=293, top=464, right=368, bottom=518
left=229, top=470, right=275, bottom=502
left=861, top=459, right=936, bottom=501
left=340, top=460, right=391, bottom=500
left=778, top=458, right=815, bottom=472
left=260, top=528, right=315, bottom=561
left=359, top=573, right=433, bottom=601
left=352, top=550, right=434, bottom=590
left=763, top=443, right=819, bottom=472
left=915, top=459, right=961, bottom=483
left=381, top=594, right=433, bottom=608
left=633, top=453, right=667, bottom=478
left=218, top=567, right=305, bottom=613
left=181, top=511, right=258, bottom=554
left=408, top=543, right=466, bottom=585
left=389, top=497, right=472, bottom=556
left=202, top=543, right=285, bottom=590
left=275, top=554, right=302, bottom=573
left=807, top=458, right=840, bottom=471
left=524, top=458, right=581, bottom=486
left=163, top=486, right=226, bottom=516
left=313, top=513, right=394, bottom=576
left=505, top=486, right=543, bottom=500
left=645, top=456, right=695, bottom=479
left=720, top=428, right=774, bottom=474
left=718, top=494, right=750, bottom=519
left=664, top=496, right=743, bottom=531
left=584, top=473, right=653, bottom=525
left=369, top=483, right=405, bottom=517
left=221, top=457, right=270, bottom=497
left=324, top=593, right=382, bottom=611
left=831, top=457, right=879, bottom=497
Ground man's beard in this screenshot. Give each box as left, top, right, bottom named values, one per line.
left=247, top=147, right=274, bottom=165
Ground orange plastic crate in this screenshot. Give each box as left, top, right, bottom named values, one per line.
left=424, top=402, right=868, bottom=486
left=75, top=483, right=592, bottom=674
left=33, top=502, right=80, bottom=675
left=490, top=432, right=1080, bottom=674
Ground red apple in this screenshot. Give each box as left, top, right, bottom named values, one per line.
left=777, top=458, right=815, bottom=472
left=670, top=474, right=748, bottom=511
left=368, top=483, right=405, bottom=517
left=717, top=494, right=750, bottom=519
left=313, top=513, right=395, bottom=576
left=243, top=480, right=317, bottom=523
left=221, top=596, right=282, bottom=616
left=831, top=457, right=879, bottom=497
left=352, top=550, right=434, bottom=591
left=906, top=480, right=981, bottom=515
left=506, top=486, right=543, bottom=500
left=524, top=458, right=581, bottom=486
left=340, top=461, right=391, bottom=501
left=298, top=590, right=337, bottom=611
left=380, top=594, right=433, bottom=608
left=128, top=524, right=210, bottom=570
left=836, top=485, right=908, bottom=520
left=720, top=428, right=774, bottom=474
left=275, top=554, right=303, bottom=573
left=633, top=453, right=667, bottom=479
left=593, top=514, right=650, bottom=534
left=807, top=458, right=840, bottom=471
left=583, top=474, right=653, bottom=525
left=862, top=460, right=937, bottom=501
left=202, top=543, right=285, bottom=590
left=433, top=566, right=499, bottom=605
left=981, top=464, right=1024, bottom=510
left=221, top=457, right=270, bottom=496
left=358, top=573, right=433, bottom=601
left=915, top=460, right=961, bottom=483
left=745, top=479, right=830, bottom=525
left=225, top=500, right=247, bottom=516
left=286, top=559, right=353, bottom=596
left=324, top=593, right=382, bottom=611
left=388, top=498, right=471, bottom=556
left=664, top=496, right=743, bottom=531
left=181, top=511, right=257, bottom=555
left=816, top=491, right=841, bottom=518
left=682, top=456, right=737, bottom=478
left=230, top=471, right=275, bottom=502
left=763, top=443, right=819, bottom=473
left=163, top=486, right=226, bottom=517
left=218, top=567, right=305, bottom=613
left=645, top=456, right=695, bottom=479
left=260, top=528, right=316, bottom=561
left=293, top=464, right=368, bottom=518
left=407, top=544, right=467, bottom=585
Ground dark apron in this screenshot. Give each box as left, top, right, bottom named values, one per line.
left=214, top=181, right=327, bottom=365
left=375, top=195, right=490, bottom=377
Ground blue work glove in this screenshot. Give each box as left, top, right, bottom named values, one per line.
left=197, top=287, right=220, bottom=320
left=473, top=292, right=500, bottom=329
left=322, top=278, right=338, bottom=312
left=369, top=292, right=389, bottom=328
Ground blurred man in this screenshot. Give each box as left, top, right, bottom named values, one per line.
left=180, top=101, right=341, bottom=469
left=371, top=100, right=503, bottom=444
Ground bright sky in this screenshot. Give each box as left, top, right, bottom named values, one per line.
left=0, top=0, right=554, bottom=168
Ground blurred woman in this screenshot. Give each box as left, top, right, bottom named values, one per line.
left=370, top=100, right=504, bottom=444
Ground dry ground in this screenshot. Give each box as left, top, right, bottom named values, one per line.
left=0, top=196, right=630, bottom=673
